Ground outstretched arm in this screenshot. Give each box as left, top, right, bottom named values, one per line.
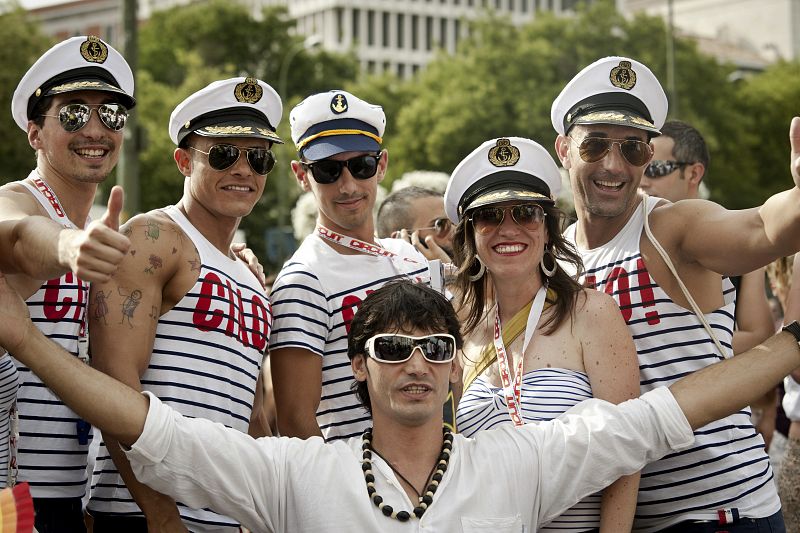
left=0, top=272, right=148, bottom=445
left=0, top=186, right=130, bottom=283
left=671, top=330, right=800, bottom=430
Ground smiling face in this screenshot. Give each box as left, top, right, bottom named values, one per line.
left=352, top=326, right=460, bottom=428
left=557, top=123, right=652, bottom=220
left=292, top=150, right=388, bottom=240
left=471, top=201, right=548, bottom=288
left=176, top=135, right=271, bottom=221
left=28, top=90, right=124, bottom=185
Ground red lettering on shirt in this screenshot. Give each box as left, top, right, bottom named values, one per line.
left=42, top=273, right=87, bottom=321
left=342, top=290, right=374, bottom=333
left=249, top=295, right=270, bottom=351
left=636, top=258, right=661, bottom=325
left=193, top=272, right=225, bottom=331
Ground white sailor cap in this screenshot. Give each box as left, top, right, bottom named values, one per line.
left=551, top=56, right=667, bottom=136
left=290, top=90, right=386, bottom=160
left=169, top=77, right=284, bottom=146
left=12, top=35, right=135, bottom=131
left=444, top=137, right=562, bottom=223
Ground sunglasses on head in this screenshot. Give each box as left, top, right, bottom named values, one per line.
left=302, top=153, right=382, bottom=184
left=645, top=159, right=691, bottom=178
left=41, top=103, right=128, bottom=132
left=468, top=203, right=546, bottom=235
left=365, top=333, right=457, bottom=364
left=190, top=144, right=276, bottom=175
left=412, top=217, right=452, bottom=238
left=571, top=136, right=653, bottom=167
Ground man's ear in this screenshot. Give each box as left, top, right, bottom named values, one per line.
left=291, top=160, right=313, bottom=192
left=352, top=354, right=368, bottom=382
left=449, top=352, right=463, bottom=385
left=28, top=122, right=43, bottom=151
left=685, top=162, right=706, bottom=187
left=375, top=149, right=389, bottom=184
left=174, top=147, right=192, bottom=177
left=555, top=135, right=571, bottom=169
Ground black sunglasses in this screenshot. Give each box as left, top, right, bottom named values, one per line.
left=302, top=153, right=382, bottom=184
left=645, top=159, right=691, bottom=178
left=412, top=217, right=452, bottom=238
left=41, top=103, right=128, bottom=132
left=190, top=144, right=276, bottom=175
left=571, top=136, right=653, bottom=167
left=365, top=333, right=457, bottom=364
left=469, top=204, right=546, bottom=235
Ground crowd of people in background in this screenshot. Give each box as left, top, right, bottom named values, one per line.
left=1, top=34, right=800, bottom=532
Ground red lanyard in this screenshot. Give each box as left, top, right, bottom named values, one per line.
left=493, top=285, right=548, bottom=427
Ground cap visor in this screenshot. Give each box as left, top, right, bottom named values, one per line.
left=573, top=110, right=660, bottom=134
left=301, top=135, right=380, bottom=160
left=466, top=189, right=553, bottom=212
left=45, top=79, right=136, bottom=109
left=194, top=120, right=284, bottom=144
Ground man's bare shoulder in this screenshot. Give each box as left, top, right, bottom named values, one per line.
left=0, top=182, right=45, bottom=220
left=116, top=210, right=194, bottom=280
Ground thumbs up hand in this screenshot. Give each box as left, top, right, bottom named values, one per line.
left=59, top=186, right=131, bottom=283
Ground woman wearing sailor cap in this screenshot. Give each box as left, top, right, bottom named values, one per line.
left=447, top=137, right=641, bottom=532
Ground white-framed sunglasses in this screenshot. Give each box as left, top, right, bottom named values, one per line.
left=365, top=333, right=457, bottom=364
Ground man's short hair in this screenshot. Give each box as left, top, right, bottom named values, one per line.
left=661, top=120, right=710, bottom=171
left=376, top=186, right=443, bottom=238
left=347, top=281, right=462, bottom=413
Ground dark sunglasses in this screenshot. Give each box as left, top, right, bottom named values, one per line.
left=412, top=217, right=452, bottom=238
left=302, top=153, right=382, bottom=184
left=469, top=203, right=546, bottom=235
left=645, top=159, right=691, bottom=178
left=190, top=144, right=276, bottom=175
left=571, top=136, right=653, bottom=167
left=41, top=103, right=128, bottom=132
left=365, top=333, right=457, bottom=364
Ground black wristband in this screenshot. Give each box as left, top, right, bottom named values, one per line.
left=782, top=321, right=800, bottom=343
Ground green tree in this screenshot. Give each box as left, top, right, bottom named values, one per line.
left=0, top=5, right=53, bottom=184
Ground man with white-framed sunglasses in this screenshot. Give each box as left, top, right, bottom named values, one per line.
left=84, top=77, right=281, bottom=532
left=269, top=90, right=436, bottom=443
left=1, top=35, right=136, bottom=532
left=553, top=56, right=799, bottom=531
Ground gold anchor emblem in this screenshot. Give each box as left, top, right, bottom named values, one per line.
left=80, top=36, right=108, bottom=64
left=487, top=138, right=520, bottom=167
left=330, top=94, right=348, bottom=114
left=609, top=60, right=637, bottom=90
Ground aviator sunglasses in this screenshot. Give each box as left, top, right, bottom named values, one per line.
left=571, top=136, right=653, bottom=167
left=41, top=103, right=128, bottom=132
left=302, top=153, right=382, bottom=184
left=190, top=145, right=276, bottom=175
left=365, top=333, right=457, bottom=364
left=412, top=217, right=453, bottom=238
left=469, top=203, right=546, bottom=235
left=645, top=159, right=691, bottom=178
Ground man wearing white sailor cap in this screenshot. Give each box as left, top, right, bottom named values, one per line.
left=555, top=56, right=796, bottom=531
left=269, top=90, right=431, bottom=442
left=1, top=35, right=134, bottom=531
left=86, top=77, right=280, bottom=532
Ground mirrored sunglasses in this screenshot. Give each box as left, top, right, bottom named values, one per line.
left=469, top=203, right=546, bottom=235
left=413, top=217, right=452, bottom=238
left=41, top=103, right=128, bottom=132
left=365, top=333, right=457, bottom=364
left=572, top=136, right=653, bottom=167
left=190, top=144, right=276, bottom=175
left=302, top=153, right=382, bottom=184
left=645, top=159, right=691, bottom=178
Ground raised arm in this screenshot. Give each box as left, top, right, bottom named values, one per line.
left=0, top=185, right=130, bottom=283
left=89, top=212, right=186, bottom=530
left=578, top=290, right=641, bottom=533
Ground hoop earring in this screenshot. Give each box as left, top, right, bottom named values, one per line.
left=468, top=255, right=486, bottom=282
left=540, top=247, right=557, bottom=278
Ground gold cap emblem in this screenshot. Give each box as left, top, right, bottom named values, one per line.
left=487, top=138, right=520, bottom=167
left=609, top=60, right=636, bottom=90
left=80, top=36, right=108, bottom=64
left=331, top=93, right=348, bottom=114
left=234, top=77, right=263, bottom=104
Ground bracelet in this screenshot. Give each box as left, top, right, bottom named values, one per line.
left=782, top=321, right=800, bottom=343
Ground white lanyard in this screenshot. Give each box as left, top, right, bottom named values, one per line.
left=316, top=225, right=422, bottom=263
left=493, top=285, right=548, bottom=427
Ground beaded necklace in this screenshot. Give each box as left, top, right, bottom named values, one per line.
left=361, top=427, right=453, bottom=522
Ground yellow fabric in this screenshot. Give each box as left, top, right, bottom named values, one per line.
left=463, top=288, right=556, bottom=391
left=295, top=129, right=383, bottom=150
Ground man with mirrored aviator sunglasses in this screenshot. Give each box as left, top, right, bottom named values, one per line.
left=85, top=77, right=280, bottom=532
left=269, top=90, right=432, bottom=442
left=1, top=35, right=136, bottom=532
left=553, top=56, right=800, bottom=531
left=639, top=120, right=709, bottom=203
